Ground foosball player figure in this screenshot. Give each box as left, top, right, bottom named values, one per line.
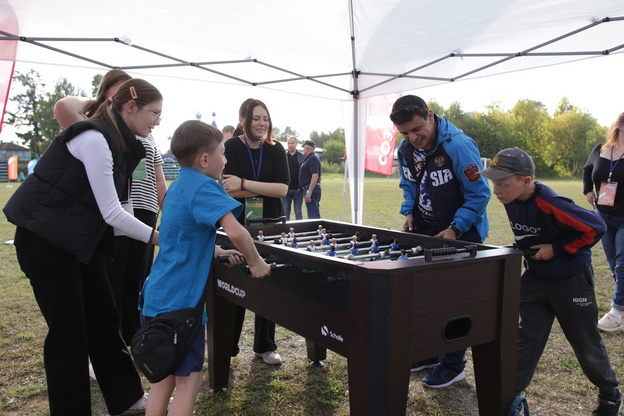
left=327, top=245, right=336, bottom=256
left=256, top=230, right=265, bottom=241
left=288, top=227, right=295, bottom=239
left=370, top=233, right=378, bottom=245
left=317, top=224, right=324, bottom=235
left=279, top=232, right=289, bottom=245
left=371, top=240, right=380, bottom=253
left=322, top=233, right=331, bottom=246
left=350, top=235, right=358, bottom=248
left=350, top=246, right=359, bottom=255
left=288, top=237, right=298, bottom=248
left=398, top=249, right=409, bottom=260
left=355, top=230, right=361, bottom=241
left=307, top=240, right=316, bottom=252
left=391, top=238, right=400, bottom=251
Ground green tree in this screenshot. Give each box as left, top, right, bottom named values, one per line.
left=509, top=99, right=552, bottom=176
left=546, top=98, right=604, bottom=176
left=323, top=139, right=345, bottom=165
left=5, top=70, right=84, bottom=155
left=308, top=127, right=344, bottom=148
left=274, top=125, right=299, bottom=142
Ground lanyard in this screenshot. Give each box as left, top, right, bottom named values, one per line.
left=243, top=134, right=263, bottom=181
left=609, top=146, right=624, bottom=182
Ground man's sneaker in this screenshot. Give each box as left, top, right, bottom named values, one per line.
left=422, top=365, right=465, bottom=389
left=598, top=312, right=622, bottom=332
left=411, top=357, right=440, bottom=372
left=121, top=393, right=147, bottom=415
left=593, top=389, right=622, bottom=416
left=255, top=351, right=283, bottom=365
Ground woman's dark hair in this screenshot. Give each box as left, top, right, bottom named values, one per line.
left=91, top=78, right=162, bottom=151
left=233, top=98, right=274, bottom=144
left=84, top=69, right=132, bottom=118
left=171, top=120, right=223, bottom=167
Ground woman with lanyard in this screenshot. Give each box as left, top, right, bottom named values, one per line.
left=583, top=111, right=624, bottom=332
left=221, top=98, right=289, bottom=364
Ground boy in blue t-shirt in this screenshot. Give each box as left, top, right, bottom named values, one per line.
left=142, top=120, right=271, bottom=415
left=479, top=147, right=621, bottom=416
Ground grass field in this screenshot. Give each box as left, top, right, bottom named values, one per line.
left=1, top=177, right=623, bottom=415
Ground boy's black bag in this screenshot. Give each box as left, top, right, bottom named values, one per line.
left=130, top=304, right=204, bottom=383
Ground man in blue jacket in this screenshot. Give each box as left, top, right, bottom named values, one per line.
left=389, top=95, right=491, bottom=388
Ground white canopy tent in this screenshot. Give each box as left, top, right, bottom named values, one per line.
left=2, top=0, right=623, bottom=223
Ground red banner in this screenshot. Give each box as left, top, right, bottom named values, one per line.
left=364, top=93, right=400, bottom=176
left=0, top=0, right=19, bottom=135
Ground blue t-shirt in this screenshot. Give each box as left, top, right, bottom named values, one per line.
left=141, top=167, right=242, bottom=318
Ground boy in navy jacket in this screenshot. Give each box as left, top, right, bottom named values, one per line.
left=479, top=147, right=621, bottom=416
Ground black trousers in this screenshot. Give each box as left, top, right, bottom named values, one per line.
left=232, top=306, right=277, bottom=355
left=516, top=266, right=619, bottom=395
left=106, top=208, right=157, bottom=345
left=14, top=227, right=143, bottom=415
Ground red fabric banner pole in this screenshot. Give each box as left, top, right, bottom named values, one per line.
left=0, top=60, right=16, bottom=135
left=364, top=93, right=401, bottom=176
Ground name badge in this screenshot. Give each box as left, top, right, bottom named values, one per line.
left=598, top=181, right=618, bottom=206
left=245, top=197, right=264, bottom=220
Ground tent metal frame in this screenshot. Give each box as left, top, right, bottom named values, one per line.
left=1, top=14, right=623, bottom=223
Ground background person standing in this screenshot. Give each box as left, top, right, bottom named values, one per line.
left=282, top=136, right=304, bottom=221
left=299, top=140, right=322, bottom=219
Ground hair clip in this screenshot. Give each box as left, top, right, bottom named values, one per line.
left=129, top=86, right=138, bottom=99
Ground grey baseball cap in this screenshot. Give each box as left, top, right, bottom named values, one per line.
left=478, top=147, right=535, bottom=179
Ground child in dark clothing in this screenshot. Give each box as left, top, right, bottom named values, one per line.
left=479, top=147, right=621, bottom=416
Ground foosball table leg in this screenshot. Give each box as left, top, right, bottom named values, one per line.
left=306, top=338, right=327, bottom=366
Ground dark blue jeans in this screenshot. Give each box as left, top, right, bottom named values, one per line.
left=597, top=210, right=624, bottom=310
left=305, top=185, right=322, bottom=219
left=282, top=188, right=304, bottom=221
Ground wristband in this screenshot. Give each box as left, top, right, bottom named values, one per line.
left=241, top=178, right=246, bottom=191
left=449, top=225, right=462, bottom=239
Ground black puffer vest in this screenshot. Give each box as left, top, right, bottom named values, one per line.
left=3, top=112, right=145, bottom=264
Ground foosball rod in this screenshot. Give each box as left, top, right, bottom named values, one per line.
left=258, top=229, right=332, bottom=240
left=351, top=245, right=478, bottom=261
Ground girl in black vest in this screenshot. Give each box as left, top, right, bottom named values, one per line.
left=4, top=79, right=162, bottom=416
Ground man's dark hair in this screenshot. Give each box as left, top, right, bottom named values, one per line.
left=389, top=95, right=429, bottom=125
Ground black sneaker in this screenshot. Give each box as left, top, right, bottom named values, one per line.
left=421, top=364, right=465, bottom=388
left=410, top=357, right=440, bottom=372
left=593, top=389, right=622, bottom=416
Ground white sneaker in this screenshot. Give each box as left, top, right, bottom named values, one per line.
left=255, top=351, right=283, bottom=365
left=121, top=393, right=148, bottom=415
left=598, top=312, right=622, bottom=332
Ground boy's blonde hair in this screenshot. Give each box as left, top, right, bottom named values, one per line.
left=171, top=120, right=223, bottom=167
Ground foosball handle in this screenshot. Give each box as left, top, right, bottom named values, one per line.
left=423, top=245, right=478, bottom=261
left=244, top=263, right=292, bottom=274
left=327, top=272, right=346, bottom=283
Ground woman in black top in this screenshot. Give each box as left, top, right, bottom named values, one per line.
left=221, top=98, right=289, bottom=364
left=583, top=112, right=624, bottom=332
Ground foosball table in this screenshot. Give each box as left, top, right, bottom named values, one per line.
left=207, top=219, right=522, bottom=415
